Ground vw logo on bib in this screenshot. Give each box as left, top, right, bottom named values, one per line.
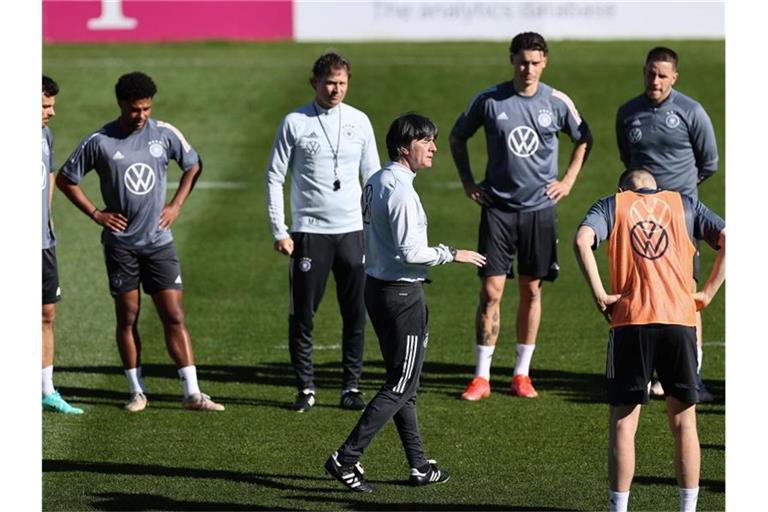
left=124, top=163, right=156, bottom=195
left=508, top=126, right=539, bottom=157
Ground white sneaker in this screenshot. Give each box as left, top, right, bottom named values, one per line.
left=182, top=392, right=225, bottom=411
left=125, top=392, right=148, bottom=412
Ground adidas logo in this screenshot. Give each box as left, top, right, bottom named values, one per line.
left=306, top=131, right=319, bottom=138
left=632, top=119, right=642, bottom=126
left=112, top=151, right=125, bottom=160
left=175, top=275, right=182, bottom=284
left=496, top=112, right=509, bottom=120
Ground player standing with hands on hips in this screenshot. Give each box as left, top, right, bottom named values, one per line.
left=574, top=169, right=725, bottom=512
left=324, top=113, right=486, bottom=493
left=56, top=71, right=224, bottom=413
left=266, top=52, right=380, bottom=412
left=450, top=32, right=592, bottom=400
left=41, top=75, right=83, bottom=414
left=615, top=47, right=719, bottom=400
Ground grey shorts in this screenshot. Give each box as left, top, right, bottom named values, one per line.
left=477, top=205, right=559, bottom=281
left=606, top=324, right=700, bottom=406
left=103, top=242, right=183, bottom=296
left=42, top=247, right=61, bottom=305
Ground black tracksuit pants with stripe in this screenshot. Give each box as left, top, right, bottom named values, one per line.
left=289, top=231, right=366, bottom=392
left=337, top=277, right=430, bottom=469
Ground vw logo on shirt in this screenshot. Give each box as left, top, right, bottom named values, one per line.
left=628, top=198, right=672, bottom=260
left=507, top=126, right=539, bottom=157
left=124, top=163, right=156, bottom=195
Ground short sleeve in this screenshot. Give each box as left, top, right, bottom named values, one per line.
left=552, top=89, right=591, bottom=143
left=158, top=121, right=199, bottom=171
left=59, top=132, right=100, bottom=184
left=452, top=91, right=487, bottom=139
left=579, top=196, right=615, bottom=249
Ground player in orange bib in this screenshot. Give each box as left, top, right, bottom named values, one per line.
left=574, top=169, right=725, bottom=512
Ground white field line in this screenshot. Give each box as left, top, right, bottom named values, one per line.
left=273, top=344, right=340, bottom=351
left=168, top=181, right=249, bottom=189
left=45, top=56, right=503, bottom=69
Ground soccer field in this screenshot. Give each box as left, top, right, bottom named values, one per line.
left=42, top=40, right=725, bottom=511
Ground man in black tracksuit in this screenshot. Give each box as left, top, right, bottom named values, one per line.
left=324, top=113, right=486, bottom=492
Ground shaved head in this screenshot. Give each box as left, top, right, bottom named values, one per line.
left=618, top=169, right=657, bottom=191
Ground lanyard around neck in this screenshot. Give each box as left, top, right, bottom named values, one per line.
left=313, top=102, right=342, bottom=191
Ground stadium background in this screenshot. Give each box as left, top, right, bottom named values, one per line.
left=35, top=1, right=726, bottom=510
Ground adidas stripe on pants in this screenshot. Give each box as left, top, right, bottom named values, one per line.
left=337, top=277, right=430, bottom=469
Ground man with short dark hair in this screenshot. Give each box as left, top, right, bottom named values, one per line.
left=616, top=47, right=720, bottom=399
left=56, top=71, right=223, bottom=412
left=450, top=32, right=592, bottom=401
left=324, top=113, right=485, bottom=493
left=41, top=75, right=83, bottom=415
left=574, top=169, right=725, bottom=512
left=266, top=51, right=380, bottom=412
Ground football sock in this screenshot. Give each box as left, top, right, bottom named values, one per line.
left=178, top=365, right=201, bottom=398
left=514, top=343, right=536, bottom=376
left=679, top=487, right=699, bottom=512
left=42, top=365, right=55, bottom=397
left=697, top=347, right=703, bottom=374
left=125, top=368, right=143, bottom=394
left=475, top=345, right=495, bottom=380
left=609, top=490, right=629, bottom=512
left=137, top=366, right=147, bottom=393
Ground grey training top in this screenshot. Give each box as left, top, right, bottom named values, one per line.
left=616, top=89, right=719, bottom=199
left=452, top=81, right=591, bottom=212
left=579, top=188, right=725, bottom=250
left=362, top=162, right=454, bottom=282
left=60, top=118, right=199, bottom=249
left=266, top=101, right=380, bottom=240
left=42, top=126, right=55, bottom=249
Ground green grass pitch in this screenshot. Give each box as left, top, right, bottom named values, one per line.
left=42, top=40, right=724, bottom=511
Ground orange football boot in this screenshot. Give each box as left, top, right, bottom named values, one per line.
left=461, top=376, right=491, bottom=401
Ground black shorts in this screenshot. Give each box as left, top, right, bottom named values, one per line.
left=42, top=247, right=61, bottom=305
left=606, top=324, right=700, bottom=406
left=477, top=205, right=559, bottom=281
left=103, top=242, right=183, bottom=296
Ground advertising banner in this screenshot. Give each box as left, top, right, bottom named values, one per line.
left=294, top=1, right=724, bottom=41
left=43, top=0, right=293, bottom=42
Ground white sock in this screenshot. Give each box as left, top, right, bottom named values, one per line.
left=679, top=487, right=699, bottom=512
left=137, top=366, right=147, bottom=393
left=609, top=490, right=630, bottom=512
left=514, top=343, right=536, bottom=376
left=697, top=347, right=703, bottom=374
left=475, top=345, right=495, bottom=380
left=178, top=365, right=201, bottom=398
left=42, top=366, right=55, bottom=397
left=125, top=368, right=144, bottom=394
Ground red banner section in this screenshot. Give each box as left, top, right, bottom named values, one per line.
left=43, top=0, right=293, bottom=43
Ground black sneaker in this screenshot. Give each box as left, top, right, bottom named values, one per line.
left=324, top=451, right=373, bottom=493
left=409, top=459, right=450, bottom=486
left=289, top=390, right=315, bottom=412
left=340, top=390, right=366, bottom=410
left=697, top=374, right=714, bottom=403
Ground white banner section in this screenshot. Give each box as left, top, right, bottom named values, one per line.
left=294, top=1, right=724, bottom=41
